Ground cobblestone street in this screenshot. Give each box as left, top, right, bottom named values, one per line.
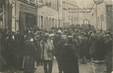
left=35, top=60, right=106, bottom=73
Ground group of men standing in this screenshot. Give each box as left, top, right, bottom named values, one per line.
left=0, top=27, right=112, bottom=73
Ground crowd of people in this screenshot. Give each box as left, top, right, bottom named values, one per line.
left=0, top=25, right=112, bottom=73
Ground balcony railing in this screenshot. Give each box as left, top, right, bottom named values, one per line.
left=18, top=0, right=37, bottom=6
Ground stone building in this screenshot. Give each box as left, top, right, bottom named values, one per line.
left=90, top=0, right=113, bottom=31
left=9, top=0, right=37, bottom=32
left=0, top=0, right=12, bottom=30
left=37, top=0, right=62, bottom=30
left=8, top=0, right=63, bottom=32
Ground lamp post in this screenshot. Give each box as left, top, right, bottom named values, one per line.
left=93, top=0, right=104, bottom=30
left=35, top=0, right=38, bottom=29
left=77, top=6, right=79, bottom=25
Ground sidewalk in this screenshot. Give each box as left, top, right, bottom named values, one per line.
left=93, top=63, right=106, bottom=73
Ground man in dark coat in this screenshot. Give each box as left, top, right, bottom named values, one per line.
left=61, top=35, right=79, bottom=73
left=5, top=32, right=17, bottom=69
left=23, top=32, right=36, bottom=73
left=0, top=30, right=7, bottom=71
left=54, top=32, right=79, bottom=73
left=53, top=32, right=64, bottom=73
left=104, top=33, right=112, bottom=73
left=94, top=33, right=106, bottom=60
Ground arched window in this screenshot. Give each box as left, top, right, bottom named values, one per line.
left=83, top=18, right=90, bottom=24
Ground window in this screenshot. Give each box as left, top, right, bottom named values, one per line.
left=41, top=16, right=43, bottom=28
left=24, top=0, right=36, bottom=4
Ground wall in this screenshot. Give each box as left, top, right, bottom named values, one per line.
left=88, top=0, right=112, bottom=31
left=11, top=0, right=37, bottom=32
left=37, top=0, right=62, bottom=30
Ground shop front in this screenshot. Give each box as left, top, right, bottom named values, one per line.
left=13, top=0, right=37, bottom=32
left=19, top=12, right=37, bottom=32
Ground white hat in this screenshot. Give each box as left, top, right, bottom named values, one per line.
left=58, top=30, right=62, bottom=33
left=68, top=35, right=73, bottom=38
left=49, top=33, right=55, bottom=37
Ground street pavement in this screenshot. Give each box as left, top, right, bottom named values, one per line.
left=35, top=60, right=106, bottom=73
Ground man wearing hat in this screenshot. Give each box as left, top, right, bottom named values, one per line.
left=53, top=31, right=64, bottom=73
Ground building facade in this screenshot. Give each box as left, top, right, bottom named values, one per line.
left=90, top=0, right=113, bottom=31
left=105, top=0, right=113, bottom=31
left=37, top=0, right=62, bottom=30
left=62, top=0, right=79, bottom=27
left=9, top=0, right=37, bottom=32
left=0, top=0, right=12, bottom=31
left=8, top=0, right=63, bottom=32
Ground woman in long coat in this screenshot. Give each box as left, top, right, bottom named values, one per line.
left=42, top=34, right=54, bottom=73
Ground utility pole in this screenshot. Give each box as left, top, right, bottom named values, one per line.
left=3, top=3, right=5, bottom=29
left=95, top=4, right=98, bottom=30
left=57, top=0, right=60, bottom=28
